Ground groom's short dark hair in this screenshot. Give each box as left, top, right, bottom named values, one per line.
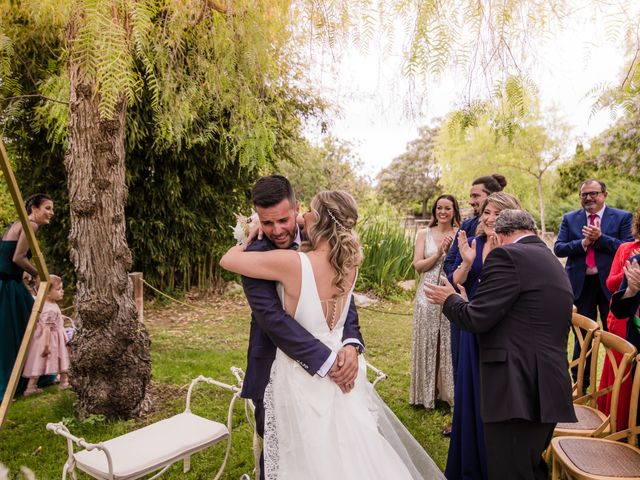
left=252, top=175, right=296, bottom=208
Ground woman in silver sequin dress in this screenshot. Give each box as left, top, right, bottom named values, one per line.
left=410, top=194, right=460, bottom=408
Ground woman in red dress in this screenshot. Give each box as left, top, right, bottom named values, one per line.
left=597, top=208, right=640, bottom=430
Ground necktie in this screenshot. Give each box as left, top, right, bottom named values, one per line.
left=585, top=214, right=597, bottom=269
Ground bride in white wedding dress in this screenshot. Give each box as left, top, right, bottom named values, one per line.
left=221, top=190, right=444, bottom=480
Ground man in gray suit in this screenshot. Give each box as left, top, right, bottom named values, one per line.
left=426, top=209, right=576, bottom=480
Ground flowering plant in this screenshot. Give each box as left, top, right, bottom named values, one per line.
left=231, top=211, right=259, bottom=245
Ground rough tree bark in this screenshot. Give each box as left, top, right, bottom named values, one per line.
left=65, top=32, right=151, bottom=418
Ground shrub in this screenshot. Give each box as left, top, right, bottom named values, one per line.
left=357, top=219, right=415, bottom=295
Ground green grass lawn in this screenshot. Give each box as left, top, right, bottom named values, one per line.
left=0, top=292, right=452, bottom=478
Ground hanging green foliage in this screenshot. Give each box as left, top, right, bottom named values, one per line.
left=0, top=0, right=324, bottom=292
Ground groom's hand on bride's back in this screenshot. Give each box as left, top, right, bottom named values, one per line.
left=329, top=345, right=359, bottom=393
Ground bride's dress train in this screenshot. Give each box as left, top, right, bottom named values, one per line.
left=263, top=252, right=445, bottom=479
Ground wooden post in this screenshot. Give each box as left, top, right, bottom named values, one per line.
left=0, top=139, right=51, bottom=429
left=129, top=272, right=144, bottom=323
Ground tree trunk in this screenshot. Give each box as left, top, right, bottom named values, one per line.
left=537, top=174, right=546, bottom=235
left=65, top=62, right=151, bottom=418
left=421, top=197, right=428, bottom=218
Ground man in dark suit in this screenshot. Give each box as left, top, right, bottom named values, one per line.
left=240, top=175, right=364, bottom=479
left=554, top=179, right=633, bottom=387
left=426, top=209, right=576, bottom=479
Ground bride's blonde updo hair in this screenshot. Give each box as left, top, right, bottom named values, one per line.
left=301, top=190, right=363, bottom=294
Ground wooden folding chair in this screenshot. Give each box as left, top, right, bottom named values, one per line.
left=551, top=353, right=640, bottom=479
left=46, top=368, right=245, bottom=480
left=553, top=331, right=636, bottom=440
left=570, top=313, right=600, bottom=400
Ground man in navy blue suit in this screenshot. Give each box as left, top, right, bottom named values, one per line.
left=240, top=175, right=364, bottom=479
left=554, top=179, right=633, bottom=388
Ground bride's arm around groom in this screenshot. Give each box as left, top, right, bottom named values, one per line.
left=239, top=236, right=363, bottom=398
left=236, top=176, right=363, bottom=397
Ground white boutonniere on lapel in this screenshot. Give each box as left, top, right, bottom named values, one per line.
left=231, top=211, right=259, bottom=245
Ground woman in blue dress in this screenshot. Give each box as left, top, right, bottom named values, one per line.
left=445, top=192, right=521, bottom=480
left=0, top=194, right=54, bottom=399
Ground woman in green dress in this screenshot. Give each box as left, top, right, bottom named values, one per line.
left=0, top=193, right=54, bottom=398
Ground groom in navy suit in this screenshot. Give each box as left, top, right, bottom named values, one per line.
left=240, top=175, right=364, bottom=479
left=554, top=179, right=633, bottom=387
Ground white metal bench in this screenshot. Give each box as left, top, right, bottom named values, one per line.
left=47, top=362, right=389, bottom=480
left=366, top=360, right=388, bottom=388
left=46, top=367, right=245, bottom=480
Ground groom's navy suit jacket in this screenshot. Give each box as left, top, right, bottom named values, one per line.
left=554, top=206, right=633, bottom=299
left=240, top=236, right=364, bottom=400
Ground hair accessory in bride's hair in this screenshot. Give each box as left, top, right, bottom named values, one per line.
left=326, top=207, right=347, bottom=231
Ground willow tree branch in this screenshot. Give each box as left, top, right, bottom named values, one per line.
left=1, top=94, right=69, bottom=105
left=621, top=47, right=640, bottom=90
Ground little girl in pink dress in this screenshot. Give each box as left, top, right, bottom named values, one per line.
left=22, top=275, right=70, bottom=395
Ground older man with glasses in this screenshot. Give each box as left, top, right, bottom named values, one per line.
left=554, top=179, right=633, bottom=390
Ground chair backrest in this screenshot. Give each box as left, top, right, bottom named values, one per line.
left=605, top=353, right=640, bottom=445
left=570, top=312, right=599, bottom=398
left=581, top=331, right=637, bottom=434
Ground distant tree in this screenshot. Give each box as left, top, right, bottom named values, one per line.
left=280, top=136, right=371, bottom=205
left=377, top=126, right=441, bottom=217
left=497, top=109, right=569, bottom=235
left=438, top=85, right=570, bottom=234
left=557, top=98, right=640, bottom=214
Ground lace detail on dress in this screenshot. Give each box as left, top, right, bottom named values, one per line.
left=367, top=383, right=381, bottom=425
left=263, top=367, right=279, bottom=480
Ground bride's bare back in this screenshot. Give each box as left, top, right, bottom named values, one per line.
left=281, top=250, right=357, bottom=330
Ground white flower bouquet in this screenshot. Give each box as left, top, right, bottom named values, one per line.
left=231, top=212, right=259, bottom=245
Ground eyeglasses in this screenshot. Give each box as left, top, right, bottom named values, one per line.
left=580, top=191, right=603, bottom=199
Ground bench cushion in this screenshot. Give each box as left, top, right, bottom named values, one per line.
left=74, top=412, right=229, bottom=480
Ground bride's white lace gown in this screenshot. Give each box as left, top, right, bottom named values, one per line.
left=264, top=252, right=444, bottom=479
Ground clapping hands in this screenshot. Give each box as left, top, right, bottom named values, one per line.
left=623, top=258, right=640, bottom=297
left=582, top=223, right=601, bottom=246
left=438, top=234, right=454, bottom=256
left=457, top=231, right=476, bottom=266
left=487, top=233, right=499, bottom=250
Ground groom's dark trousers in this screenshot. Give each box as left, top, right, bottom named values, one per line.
left=443, top=235, right=577, bottom=479
left=240, top=236, right=364, bottom=479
